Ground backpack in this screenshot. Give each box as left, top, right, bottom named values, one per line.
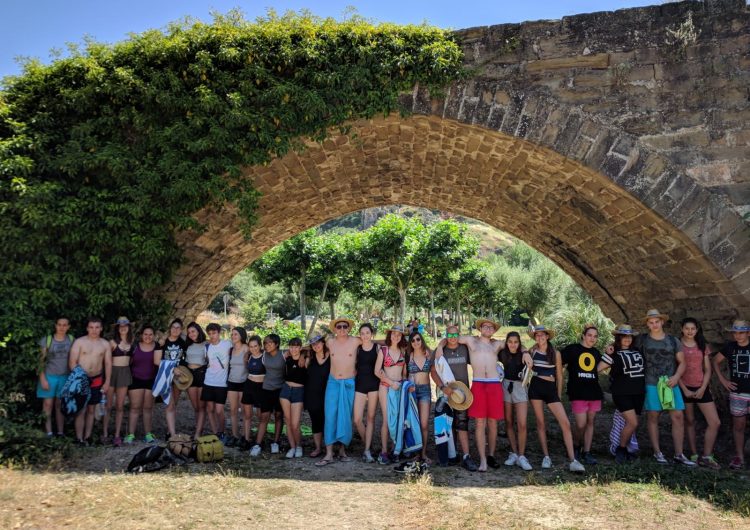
left=44, top=334, right=75, bottom=351
left=195, top=434, right=224, bottom=463
left=127, top=445, right=187, bottom=473
left=167, top=434, right=196, bottom=459
left=60, top=366, right=91, bottom=417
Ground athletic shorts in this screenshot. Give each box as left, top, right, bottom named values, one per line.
left=729, top=392, right=750, bottom=417
left=528, top=378, right=560, bottom=404
left=36, top=373, right=67, bottom=399
left=241, top=380, right=263, bottom=406
left=279, top=383, right=305, bottom=404
left=201, top=384, right=228, bottom=404
left=571, top=399, right=602, bottom=414
left=413, top=383, right=431, bottom=403
left=227, top=381, right=244, bottom=393
left=129, top=377, right=154, bottom=391
left=644, top=384, right=685, bottom=411
left=110, top=365, right=132, bottom=388
left=468, top=381, right=504, bottom=420
left=260, top=387, right=282, bottom=413
left=683, top=385, right=714, bottom=404
left=88, top=374, right=103, bottom=405
left=189, top=366, right=206, bottom=387
left=612, top=393, right=645, bottom=415
left=502, top=379, right=528, bottom=404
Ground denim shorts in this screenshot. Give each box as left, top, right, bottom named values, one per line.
left=413, top=383, right=431, bottom=403
left=280, top=383, right=305, bottom=404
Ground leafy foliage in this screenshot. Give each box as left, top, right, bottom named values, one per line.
left=0, top=11, right=464, bottom=437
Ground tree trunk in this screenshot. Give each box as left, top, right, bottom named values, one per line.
left=307, top=276, right=329, bottom=340
left=429, top=293, right=437, bottom=341
left=329, top=299, right=335, bottom=321
left=398, top=288, right=407, bottom=327
left=300, top=266, right=307, bottom=331
left=456, top=301, right=462, bottom=332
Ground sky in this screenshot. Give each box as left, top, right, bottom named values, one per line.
left=1, top=0, right=661, bottom=79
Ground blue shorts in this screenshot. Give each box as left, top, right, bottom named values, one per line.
left=644, top=384, right=685, bottom=411
left=280, top=383, right=305, bottom=404
left=37, top=373, right=68, bottom=399
left=413, top=383, right=431, bottom=403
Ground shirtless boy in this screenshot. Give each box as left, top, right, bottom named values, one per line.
left=439, top=319, right=505, bottom=472
left=317, top=317, right=359, bottom=466
left=69, top=317, right=112, bottom=445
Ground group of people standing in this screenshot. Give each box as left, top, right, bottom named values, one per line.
left=37, top=311, right=750, bottom=472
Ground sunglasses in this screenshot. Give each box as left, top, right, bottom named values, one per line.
left=446, top=333, right=459, bottom=338
left=411, top=337, right=422, bottom=342
left=336, top=324, right=349, bottom=330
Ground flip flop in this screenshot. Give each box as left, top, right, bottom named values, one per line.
left=338, top=455, right=352, bottom=462
left=315, top=458, right=334, bottom=467
left=309, top=450, right=322, bottom=458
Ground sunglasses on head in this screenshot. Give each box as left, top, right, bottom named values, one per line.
left=336, top=324, right=349, bottom=330
left=446, top=333, right=459, bottom=338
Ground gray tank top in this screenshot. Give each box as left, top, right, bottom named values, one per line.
left=185, top=343, right=206, bottom=365
left=228, top=347, right=249, bottom=383
left=442, top=345, right=470, bottom=386
left=262, top=351, right=286, bottom=390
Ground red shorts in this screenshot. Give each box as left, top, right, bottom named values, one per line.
left=468, top=381, right=504, bottom=420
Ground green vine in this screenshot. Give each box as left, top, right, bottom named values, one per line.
left=0, top=11, right=464, bottom=410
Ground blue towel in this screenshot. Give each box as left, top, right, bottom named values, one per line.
left=323, top=376, right=355, bottom=446
left=387, top=380, right=423, bottom=455
left=152, top=360, right=178, bottom=405
left=60, top=365, right=91, bottom=417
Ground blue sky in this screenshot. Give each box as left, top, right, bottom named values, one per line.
left=1, top=0, right=658, bottom=79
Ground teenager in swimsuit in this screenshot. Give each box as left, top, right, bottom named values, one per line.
left=185, top=322, right=208, bottom=439
left=354, top=323, right=380, bottom=463
left=240, top=335, right=264, bottom=450
left=108, top=317, right=133, bottom=447
left=522, top=325, right=584, bottom=473
left=407, top=330, right=433, bottom=463
left=375, top=325, right=407, bottom=465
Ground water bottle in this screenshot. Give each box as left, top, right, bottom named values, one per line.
left=95, top=394, right=107, bottom=421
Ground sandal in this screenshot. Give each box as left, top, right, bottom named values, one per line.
left=309, top=450, right=322, bottom=458
left=338, top=455, right=351, bottom=463
left=315, top=458, right=334, bottom=467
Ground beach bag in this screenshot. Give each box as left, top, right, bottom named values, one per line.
left=127, top=446, right=186, bottom=473
left=60, top=366, right=91, bottom=417
left=168, top=434, right=196, bottom=459
left=196, top=434, right=224, bottom=463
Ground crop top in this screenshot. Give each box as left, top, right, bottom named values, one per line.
left=247, top=354, right=266, bottom=376
left=531, top=348, right=556, bottom=378
left=285, top=356, right=307, bottom=385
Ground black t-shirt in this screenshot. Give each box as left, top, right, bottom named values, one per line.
left=499, top=349, right=525, bottom=382
left=160, top=337, right=187, bottom=363
left=561, top=343, right=603, bottom=400
left=604, top=349, right=645, bottom=395
left=722, top=342, right=750, bottom=394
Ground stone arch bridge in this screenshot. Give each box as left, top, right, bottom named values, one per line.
left=163, top=0, right=750, bottom=338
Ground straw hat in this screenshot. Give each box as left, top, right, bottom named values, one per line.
left=643, top=308, right=669, bottom=323
left=445, top=381, right=473, bottom=411
left=613, top=324, right=636, bottom=336
left=528, top=324, right=556, bottom=340
left=172, top=366, right=193, bottom=391
left=307, top=334, right=324, bottom=345
left=112, top=316, right=133, bottom=328
left=388, top=324, right=406, bottom=334
left=330, top=317, right=354, bottom=330
left=475, top=318, right=500, bottom=331
left=726, top=320, right=750, bottom=333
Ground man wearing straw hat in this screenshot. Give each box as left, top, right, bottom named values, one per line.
left=712, top=320, right=750, bottom=470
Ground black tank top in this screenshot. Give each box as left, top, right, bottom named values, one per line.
left=285, top=356, right=307, bottom=385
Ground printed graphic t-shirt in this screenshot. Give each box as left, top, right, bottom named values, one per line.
left=723, top=342, right=750, bottom=394
left=204, top=340, right=231, bottom=387
left=160, top=337, right=187, bottom=363
left=561, top=343, right=603, bottom=400
left=635, top=334, right=681, bottom=386
left=605, top=349, right=645, bottom=395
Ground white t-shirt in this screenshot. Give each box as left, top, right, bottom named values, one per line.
left=204, top=340, right=231, bottom=387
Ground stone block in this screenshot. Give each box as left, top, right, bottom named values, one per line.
left=526, top=53, right=610, bottom=72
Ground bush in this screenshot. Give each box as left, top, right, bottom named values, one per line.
left=252, top=321, right=306, bottom=347
left=550, top=294, right=615, bottom=351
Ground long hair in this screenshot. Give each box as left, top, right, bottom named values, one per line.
left=499, top=331, right=522, bottom=366
left=385, top=330, right=407, bottom=351
left=185, top=322, right=206, bottom=346
left=232, top=326, right=248, bottom=345
left=680, top=317, right=706, bottom=352
left=533, top=332, right=556, bottom=365
left=111, top=322, right=134, bottom=344
left=247, top=334, right=262, bottom=350
left=406, top=331, right=429, bottom=367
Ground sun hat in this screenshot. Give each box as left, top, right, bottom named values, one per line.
left=307, top=334, right=324, bottom=345
left=475, top=318, right=500, bottom=331
left=112, top=316, right=132, bottom=328
left=330, top=317, right=354, bottom=330
left=726, top=320, right=750, bottom=333
left=389, top=324, right=406, bottom=334
left=172, top=366, right=193, bottom=391
left=528, top=324, right=556, bottom=340
left=613, top=324, right=636, bottom=335
left=643, top=308, right=669, bottom=323
left=445, top=381, right=473, bottom=411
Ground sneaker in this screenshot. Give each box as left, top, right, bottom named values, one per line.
left=46, top=432, right=54, bottom=438
left=75, top=439, right=89, bottom=447
left=673, top=453, right=697, bottom=467
left=569, top=459, right=585, bottom=473
left=517, top=455, right=533, bottom=471
left=504, top=452, right=519, bottom=466
left=113, top=436, right=122, bottom=448
left=377, top=453, right=391, bottom=465
left=389, top=452, right=400, bottom=464
left=144, top=432, right=156, bottom=444
left=541, top=456, right=552, bottom=469
left=582, top=452, right=597, bottom=465
left=574, top=446, right=582, bottom=461
left=124, top=434, right=135, bottom=445
left=295, top=446, right=303, bottom=458
left=286, top=448, right=296, bottom=459
left=270, top=442, right=280, bottom=454
left=689, top=454, right=699, bottom=463
left=487, top=455, right=500, bottom=469
left=462, top=454, right=478, bottom=472
left=699, top=455, right=721, bottom=470
left=615, top=447, right=628, bottom=465
left=626, top=450, right=638, bottom=462
left=224, top=435, right=237, bottom=448
left=237, top=438, right=249, bottom=451
left=653, top=452, right=668, bottom=464
left=250, top=444, right=262, bottom=457
left=728, top=456, right=744, bottom=470
left=362, top=450, right=375, bottom=463
left=394, top=461, right=424, bottom=474
left=448, top=455, right=461, bottom=466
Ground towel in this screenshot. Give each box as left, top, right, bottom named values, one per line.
left=323, top=376, right=355, bottom=446
left=657, top=375, right=675, bottom=410
left=152, top=360, right=178, bottom=405
left=60, top=365, right=91, bottom=417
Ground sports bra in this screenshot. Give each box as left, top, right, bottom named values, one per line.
left=112, top=342, right=132, bottom=358
left=383, top=347, right=405, bottom=368
left=247, top=354, right=266, bottom=376
left=408, top=355, right=432, bottom=374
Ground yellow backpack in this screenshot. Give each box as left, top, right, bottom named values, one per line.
left=196, top=434, right=224, bottom=463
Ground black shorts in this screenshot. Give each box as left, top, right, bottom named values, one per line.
left=242, top=380, right=264, bottom=406
left=683, top=385, right=714, bottom=404
left=528, top=378, right=560, bottom=404
left=260, top=387, right=282, bottom=413
left=201, top=384, right=228, bottom=404
left=355, top=374, right=380, bottom=394
left=129, top=377, right=154, bottom=391
left=189, top=366, right=206, bottom=388
left=227, top=381, right=244, bottom=392
left=613, top=393, right=645, bottom=415
left=453, top=408, right=469, bottom=432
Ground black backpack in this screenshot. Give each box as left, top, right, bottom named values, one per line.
left=126, top=445, right=187, bottom=473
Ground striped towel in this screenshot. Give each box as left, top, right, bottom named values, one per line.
left=152, top=360, right=178, bottom=405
